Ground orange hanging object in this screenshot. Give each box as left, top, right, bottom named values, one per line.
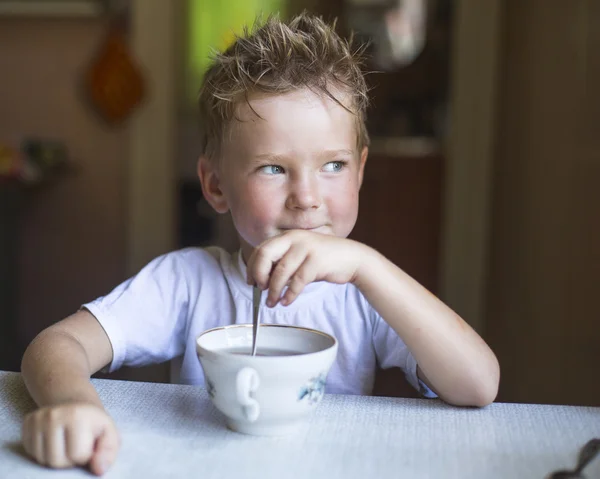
left=85, top=28, right=146, bottom=124
left=0, top=144, right=22, bottom=180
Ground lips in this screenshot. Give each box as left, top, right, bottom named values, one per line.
left=280, top=225, right=324, bottom=231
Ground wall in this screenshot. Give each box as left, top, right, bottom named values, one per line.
left=485, top=0, right=600, bottom=406
left=0, top=18, right=128, bottom=354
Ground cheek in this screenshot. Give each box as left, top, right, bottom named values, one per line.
left=230, top=184, right=281, bottom=230
left=323, top=177, right=360, bottom=234
left=249, top=195, right=279, bottom=224
left=326, top=177, right=360, bottom=214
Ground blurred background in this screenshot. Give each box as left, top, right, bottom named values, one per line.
left=0, top=0, right=598, bottom=406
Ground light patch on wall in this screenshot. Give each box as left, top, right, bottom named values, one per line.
left=186, top=0, right=285, bottom=105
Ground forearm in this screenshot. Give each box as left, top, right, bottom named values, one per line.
left=354, top=246, right=499, bottom=406
left=21, top=329, right=104, bottom=410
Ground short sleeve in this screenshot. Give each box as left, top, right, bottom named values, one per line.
left=371, top=310, right=438, bottom=399
left=83, top=252, right=190, bottom=373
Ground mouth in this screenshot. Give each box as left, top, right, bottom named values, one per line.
left=280, top=226, right=325, bottom=232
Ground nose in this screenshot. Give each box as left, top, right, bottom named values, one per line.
left=285, top=173, right=321, bottom=211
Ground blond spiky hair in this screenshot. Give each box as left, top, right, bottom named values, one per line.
left=198, top=12, right=370, bottom=161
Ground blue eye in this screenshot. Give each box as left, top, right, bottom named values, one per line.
left=260, top=165, right=284, bottom=175
left=322, top=161, right=346, bottom=173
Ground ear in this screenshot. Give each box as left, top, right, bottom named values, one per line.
left=197, top=156, right=229, bottom=214
left=358, top=146, right=368, bottom=189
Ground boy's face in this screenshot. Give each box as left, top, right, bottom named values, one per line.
left=199, top=88, right=368, bottom=261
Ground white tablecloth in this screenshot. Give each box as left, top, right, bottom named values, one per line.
left=1, top=371, right=599, bottom=478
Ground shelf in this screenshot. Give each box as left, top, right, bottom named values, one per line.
left=0, top=1, right=104, bottom=17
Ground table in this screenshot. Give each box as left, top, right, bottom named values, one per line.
left=1, top=371, right=599, bottom=478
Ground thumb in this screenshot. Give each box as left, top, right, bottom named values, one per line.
left=89, top=424, right=120, bottom=476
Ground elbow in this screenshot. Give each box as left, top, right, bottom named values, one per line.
left=20, top=333, right=38, bottom=375
left=446, top=377, right=498, bottom=408
left=443, top=358, right=500, bottom=408
left=20, top=329, right=47, bottom=379
left=443, top=382, right=498, bottom=408
left=469, top=358, right=500, bottom=407
left=470, top=381, right=498, bottom=408
left=21, top=327, right=61, bottom=377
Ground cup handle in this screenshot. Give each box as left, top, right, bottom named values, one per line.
left=235, top=367, right=260, bottom=422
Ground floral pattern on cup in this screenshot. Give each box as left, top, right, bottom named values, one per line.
left=298, top=373, right=327, bottom=404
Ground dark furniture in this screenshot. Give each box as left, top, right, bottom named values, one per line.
left=0, top=185, right=22, bottom=371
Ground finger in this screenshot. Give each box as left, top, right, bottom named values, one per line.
left=266, top=246, right=306, bottom=307
left=246, top=235, right=284, bottom=285
left=66, top=424, right=95, bottom=467
left=32, top=416, right=45, bottom=465
left=281, top=257, right=317, bottom=306
left=246, top=245, right=262, bottom=286
left=248, top=236, right=292, bottom=289
left=45, top=425, right=68, bottom=468
left=246, top=242, right=272, bottom=288
left=21, top=413, right=34, bottom=459
left=89, top=423, right=120, bottom=476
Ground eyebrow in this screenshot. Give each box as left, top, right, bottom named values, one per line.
left=254, top=149, right=355, bottom=162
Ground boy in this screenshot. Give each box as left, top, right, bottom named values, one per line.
left=20, top=13, right=500, bottom=476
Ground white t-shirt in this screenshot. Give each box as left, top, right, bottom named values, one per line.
left=84, top=247, right=435, bottom=397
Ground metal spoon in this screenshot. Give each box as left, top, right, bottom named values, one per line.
left=251, top=285, right=261, bottom=356
left=550, top=438, right=600, bottom=478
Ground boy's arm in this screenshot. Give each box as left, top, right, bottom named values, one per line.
left=21, top=309, right=119, bottom=475
left=21, top=309, right=113, bottom=408
left=354, top=246, right=500, bottom=407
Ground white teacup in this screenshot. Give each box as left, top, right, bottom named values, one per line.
left=196, top=324, right=338, bottom=436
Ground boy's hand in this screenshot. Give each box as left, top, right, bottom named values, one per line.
left=22, top=402, right=120, bottom=476
left=247, top=230, right=367, bottom=307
